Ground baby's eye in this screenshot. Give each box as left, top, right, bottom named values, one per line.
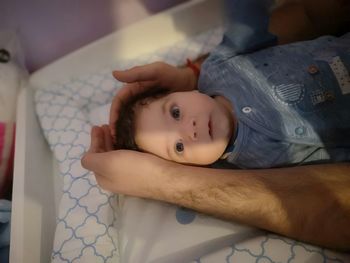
left=171, top=105, right=180, bottom=120
left=175, top=141, right=184, bottom=154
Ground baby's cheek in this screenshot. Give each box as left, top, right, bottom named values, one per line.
left=190, top=142, right=226, bottom=165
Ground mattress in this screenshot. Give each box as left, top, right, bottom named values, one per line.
left=10, top=0, right=350, bottom=262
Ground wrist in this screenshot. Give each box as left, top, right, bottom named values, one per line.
left=184, top=55, right=208, bottom=90
left=183, top=67, right=198, bottom=91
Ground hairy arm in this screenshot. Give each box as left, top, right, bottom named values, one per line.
left=150, top=160, right=350, bottom=251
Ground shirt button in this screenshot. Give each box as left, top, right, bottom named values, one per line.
left=242, top=107, right=252, bottom=114
left=308, top=65, right=319, bottom=75
left=295, top=126, right=306, bottom=135
left=325, top=91, right=335, bottom=101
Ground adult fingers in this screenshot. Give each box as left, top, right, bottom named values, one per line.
left=116, top=81, right=158, bottom=104
left=88, top=126, right=105, bottom=153
left=102, top=124, right=114, bottom=151
left=112, top=62, right=165, bottom=83
left=81, top=151, right=111, bottom=174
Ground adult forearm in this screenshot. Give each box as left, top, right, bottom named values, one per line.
left=153, top=162, right=350, bottom=250
left=269, top=0, right=349, bottom=44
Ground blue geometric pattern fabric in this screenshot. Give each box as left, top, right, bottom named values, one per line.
left=34, top=26, right=349, bottom=263
left=193, top=234, right=349, bottom=263
left=35, top=74, right=120, bottom=262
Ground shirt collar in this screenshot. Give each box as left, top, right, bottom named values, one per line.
left=220, top=123, right=239, bottom=159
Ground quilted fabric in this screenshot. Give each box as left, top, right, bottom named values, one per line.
left=35, top=26, right=349, bottom=263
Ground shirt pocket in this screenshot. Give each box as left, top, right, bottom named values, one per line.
left=295, top=60, right=340, bottom=114
left=269, top=59, right=340, bottom=115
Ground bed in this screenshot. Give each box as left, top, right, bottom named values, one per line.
left=10, top=0, right=350, bottom=262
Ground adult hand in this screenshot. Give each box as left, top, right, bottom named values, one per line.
left=81, top=124, right=168, bottom=197
left=110, top=62, right=197, bottom=138
left=81, top=125, right=113, bottom=189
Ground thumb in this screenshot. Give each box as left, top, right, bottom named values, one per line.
left=81, top=152, right=111, bottom=174
left=112, top=69, right=137, bottom=83
left=112, top=62, right=163, bottom=83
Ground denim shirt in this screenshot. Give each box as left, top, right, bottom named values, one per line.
left=199, top=0, right=350, bottom=168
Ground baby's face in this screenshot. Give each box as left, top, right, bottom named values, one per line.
left=134, top=90, right=234, bottom=165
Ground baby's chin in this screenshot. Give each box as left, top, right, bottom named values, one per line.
left=173, top=153, right=220, bottom=166
left=187, top=146, right=229, bottom=166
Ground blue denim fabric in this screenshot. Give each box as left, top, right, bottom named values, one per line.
left=199, top=1, right=350, bottom=168
left=223, top=0, right=276, bottom=54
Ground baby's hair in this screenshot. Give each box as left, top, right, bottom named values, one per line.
left=114, top=87, right=170, bottom=151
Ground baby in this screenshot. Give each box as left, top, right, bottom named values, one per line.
left=114, top=88, right=236, bottom=165
left=111, top=0, right=350, bottom=169
left=113, top=68, right=350, bottom=169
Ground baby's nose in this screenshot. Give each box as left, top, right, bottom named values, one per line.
left=187, top=118, right=198, bottom=141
